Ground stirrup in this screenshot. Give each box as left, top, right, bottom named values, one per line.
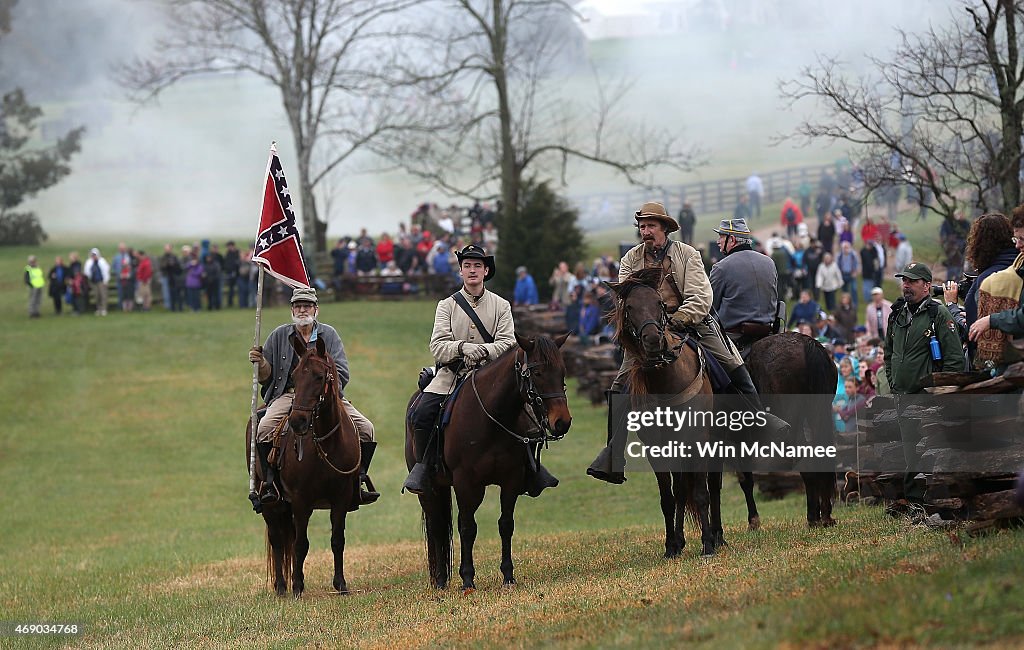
left=526, top=464, right=559, bottom=498
left=360, top=475, right=380, bottom=504
left=259, top=480, right=280, bottom=504
left=402, top=462, right=431, bottom=495
left=586, top=446, right=626, bottom=484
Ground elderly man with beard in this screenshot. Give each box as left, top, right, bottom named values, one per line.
left=248, top=288, right=379, bottom=508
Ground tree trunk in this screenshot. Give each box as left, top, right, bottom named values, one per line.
left=493, top=0, right=519, bottom=226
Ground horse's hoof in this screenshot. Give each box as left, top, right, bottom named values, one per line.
left=333, top=583, right=350, bottom=595
left=502, top=578, right=517, bottom=588
left=462, top=587, right=476, bottom=596
left=807, top=519, right=822, bottom=528
left=663, top=549, right=681, bottom=559
left=292, top=590, right=304, bottom=599
left=748, top=516, right=761, bottom=531
left=822, top=517, right=838, bottom=527
left=701, top=547, right=716, bottom=558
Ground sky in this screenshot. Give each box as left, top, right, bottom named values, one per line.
left=4, top=0, right=959, bottom=241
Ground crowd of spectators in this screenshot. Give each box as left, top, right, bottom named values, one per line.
left=23, top=201, right=503, bottom=316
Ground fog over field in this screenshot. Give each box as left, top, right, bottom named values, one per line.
left=4, top=0, right=956, bottom=239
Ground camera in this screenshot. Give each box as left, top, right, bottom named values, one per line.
left=931, top=276, right=974, bottom=298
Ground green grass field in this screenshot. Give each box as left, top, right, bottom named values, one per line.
left=2, top=241, right=1023, bottom=648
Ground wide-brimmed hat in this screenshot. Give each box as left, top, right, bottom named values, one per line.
left=894, top=262, right=932, bottom=282
left=634, top=201, right=679, bottom=234
left=455, top=244, right=496, bottom=281
left=712, top=218, right=752, bottom=236
left=290, top=287, right=319, bottom=305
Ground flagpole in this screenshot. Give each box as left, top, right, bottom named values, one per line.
left=248, top=141, right=277, bottom=500
left=248, top=265, right=265, bottom=496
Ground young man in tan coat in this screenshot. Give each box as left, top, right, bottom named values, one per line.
left=587, top=202, right=784, bottom=484
left=403, top=244, right=558, bottom=496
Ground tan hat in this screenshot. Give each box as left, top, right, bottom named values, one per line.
left=634, top=201, right=679, bottom=234
left=290, top=287, right=318, bottom=305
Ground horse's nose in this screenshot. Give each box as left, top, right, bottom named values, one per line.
left=290, top=415, right=308, bottom=433
left=554, top=417, right=571, bottom=436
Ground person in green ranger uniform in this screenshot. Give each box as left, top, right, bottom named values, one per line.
left=884, top=262, right=965, bottom=502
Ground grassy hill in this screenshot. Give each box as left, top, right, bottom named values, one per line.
left=2, top=241, right=1023, bottom=648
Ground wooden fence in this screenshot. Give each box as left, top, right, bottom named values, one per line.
left=568, top=163, right=836, bottom=229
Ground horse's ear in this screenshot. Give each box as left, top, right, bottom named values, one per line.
left=315, top=336, right=326, bottom=357
left=554, top=332, right=570, bottom=348
left=291, top=334, right=306, bottom=358
left=606, top=280, right=623, bottom=296
left=515, top=332, right=535, bottom=352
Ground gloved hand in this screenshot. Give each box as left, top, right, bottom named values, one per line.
left=462, top=343, right=489, bottom=363
left=249, top=346, right=265, bottom=365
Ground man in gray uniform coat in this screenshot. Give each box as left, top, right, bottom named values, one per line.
left=709, top=218, right=780, bottom=359
left=248, top=288, right=379, bottom=507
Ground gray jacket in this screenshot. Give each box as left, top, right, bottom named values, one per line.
left=709, top=247, right=778, bottom=330
left=260, top=321, right=349, bottom=405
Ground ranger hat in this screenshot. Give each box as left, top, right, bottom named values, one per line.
left=290, top=287, right=319, bottom=305
left=634, top=201, right=679, bottom=234
left=894, top=262, right=932, bottom=283
left=455, top=244, right=496, bottom=281
left=712, top=218, right=752, bottom=236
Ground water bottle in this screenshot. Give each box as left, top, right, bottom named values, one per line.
left=929, top=335, right=942, bottom=361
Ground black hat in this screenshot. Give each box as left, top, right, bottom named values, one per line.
left=455, top=244, right=496, bottom=281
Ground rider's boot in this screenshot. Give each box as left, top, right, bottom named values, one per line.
left=359, top=441, right=380, bottom=505
left=402, top=428, right=433, bottom=495
left=257, top=441, right=281, bottom=505
left=586, top=389, right=627, bottom=484
left=524, top=444, right=559, bottom=498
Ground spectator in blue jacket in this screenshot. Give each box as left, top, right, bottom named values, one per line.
left=578, top=290, right=602, bottom=346
left=514, top=265, right=539, bottom=306
left=788, top=290, right=821, bottom=328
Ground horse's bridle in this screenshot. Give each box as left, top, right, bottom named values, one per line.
left=471, top=347, right=567, bottom=445
left=620, top=287, right=685, bottom=368
left=290, top=354, right=339, bottom=443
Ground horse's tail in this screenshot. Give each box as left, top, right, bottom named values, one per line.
left=264, top=509, right=294, bottom=592
left=421, top=486, right=453, bottom=588
left=803, top=336, right=839, bottom=446
left=678, top=474, right=703, bottom=533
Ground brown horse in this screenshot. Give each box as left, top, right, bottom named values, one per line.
left=245, top=336, right=361, bottom=596
left=608, top=268, right=719, bottom=557
left=406, top=333, right=571, bottom=593
left=745, top=332, right=839, bottom=527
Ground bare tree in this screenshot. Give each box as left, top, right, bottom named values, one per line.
left=780, top=0, right=1024, bottom=224
left=373, top=0, right=704, bottom=224
left=118, top=0, right=416, bottom=253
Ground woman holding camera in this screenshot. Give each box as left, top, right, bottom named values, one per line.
left=943, top=213, right=1016, bottom=363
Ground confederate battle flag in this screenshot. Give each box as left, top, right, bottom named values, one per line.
left=252, top=144, right=310, bottom=289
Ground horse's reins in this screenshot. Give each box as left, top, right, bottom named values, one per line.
left=290, top=353, right=360, bottom=476
left=470, top=347, right=567, bottom=445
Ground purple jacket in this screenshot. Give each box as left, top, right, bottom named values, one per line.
left=185, top=260, right=204, bottom=289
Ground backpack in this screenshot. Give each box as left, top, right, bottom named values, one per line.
left=784, top=206, right=797, bottom=225
left=974, top=253, right=1024, bottom=368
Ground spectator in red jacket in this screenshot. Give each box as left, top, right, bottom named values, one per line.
left=376, top=233, right=395, bottom=267
left=780, top=197, right=804, bottom=238
left=135, top=250, right=154, bottom=311
left=860, top=216, right=879, bottom=246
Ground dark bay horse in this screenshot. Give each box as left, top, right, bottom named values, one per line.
left=405, top=333, right=571, bottom=594
left=745, top=332, right=839, bottom=527
left=609, top=268, right=719, bottom=558
left=245, top=336, right=361, bottom=596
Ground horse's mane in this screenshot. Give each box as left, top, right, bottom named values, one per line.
left=475, top=334, right=564, bottom=380
left=611, top=269, right=664, bottom=394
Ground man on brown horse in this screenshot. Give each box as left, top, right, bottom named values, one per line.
left=587, top=202, right=786, bottom=484
left=248, top=287, right=380, bottom=507
left=709, top=218, right=782, bottom=359
left=403, top=244, right=559, bottom=497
